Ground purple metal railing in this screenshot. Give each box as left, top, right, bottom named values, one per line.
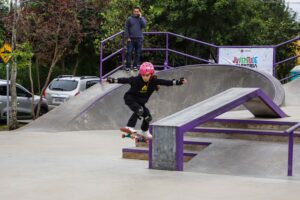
left=286, top=122, right=300, bottom=176
left=274, top=36, right=300, bottom=81
left=99, top=31, right=300, bottom=82
left=99, top=31, right=217, bottom=81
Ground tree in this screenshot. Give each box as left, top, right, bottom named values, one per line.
left=13, top=42, right=35, bottom=118
left=144, top=0, right=299, bottom=72
left=17, top=0, right=83, bottom=117
left=9, top=0, right=19, bottom=129
left=71, top=0, right=108, bottom=75
left=0, top=1, right=8, bottom=45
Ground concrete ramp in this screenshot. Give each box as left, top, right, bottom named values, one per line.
left=185, top=137, right=300, bottom=179
left=284, top=77, right=300, bottom=106
left=21, top=64, right=285, bottom=132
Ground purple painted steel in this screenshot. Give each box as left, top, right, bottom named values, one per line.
left=122, top=32, right=125, bottom=68
left=101, top=31, right=124, bottom=44
left=102, top=48, right=124, bottom=62
left=102, top=65, right=123, bottom=79
left=168, top=49, right=212, bottom=63
left=287, top=122, right=300, bottom=133
left=216, top=47, right=220, bottom=63
left=210, top=118, right=297, bottom=126
left=100, top=42, right=103, bottom=82
left=143, top=48, right=166, bottom=51
left=276, top=54, right=300, bottom=66
left=143, top=32, right=167, bottom=35
left=149, top=127, right=153, bottom=169
left=149, top=140, right=152, bottom=169
left=176, top=127, right=184, bottom=171
left=273, top=47, right=277, bottom=77
left=165, top=33, right=169, bottom=70
left=99, top=31, right=299, bottom=81
left=168, top=32, right=218, bottom=48
left=190, top=127, right=300, bottom=137
left=256, top=90, right=287, bottom=118
left=286, top=123, right=300, bottom=176
left=280, top=72, right=300, bottom=82
left=183, top=141, right=211, bottom=146
left=275, top=36, right=300, bottom=48
left=288, top=131, right=294, bottom=176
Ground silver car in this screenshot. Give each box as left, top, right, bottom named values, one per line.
left=44, top=75, right=99, bottom=109
left=0, top=80, right=49, bottom=120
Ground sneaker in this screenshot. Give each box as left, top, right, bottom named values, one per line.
left=124, top=67, right=130, bottom=72
left=125, top=126, right=137, bottom=133
left=140, top=130, right=152, bottom=139
left=132, top=66, right=138, bottom=71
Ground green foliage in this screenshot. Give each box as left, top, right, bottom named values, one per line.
left=13, top=42, right=33, bottom=69
left=0, top=0, right=8, bottom=45
left=1, top=0, right=300, bottom=88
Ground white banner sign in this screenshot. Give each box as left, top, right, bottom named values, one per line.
left=218, top=47, right=274, bottom=75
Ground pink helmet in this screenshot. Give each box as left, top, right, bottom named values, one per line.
left=139, top=62, right=155, bottom=76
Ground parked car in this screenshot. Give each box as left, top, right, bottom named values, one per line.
left=0, top=80, right=49, bottom=120
left=44, top=75, right=99, bottom=109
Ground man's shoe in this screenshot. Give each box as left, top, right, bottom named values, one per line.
left=124, top=67, right=130, bottom=72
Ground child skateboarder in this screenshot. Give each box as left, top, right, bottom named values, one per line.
left=106, top=62, right=187, bottom=139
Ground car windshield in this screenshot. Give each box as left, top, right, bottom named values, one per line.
left=49, top=79, right=78, bottom=91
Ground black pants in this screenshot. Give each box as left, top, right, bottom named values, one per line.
left=125, top=99, right=151, bottom=131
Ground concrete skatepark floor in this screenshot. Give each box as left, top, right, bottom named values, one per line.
left=1, top=130, right=300, bottom=200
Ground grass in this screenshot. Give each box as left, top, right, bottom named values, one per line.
left=0, top=124, right=8, bottom=131
left=0, top=122, right=27, bottom=132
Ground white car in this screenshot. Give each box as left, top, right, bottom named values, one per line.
left=44, top=75, right=99, bottom=109
left=0, top=80, right=49, bottom=120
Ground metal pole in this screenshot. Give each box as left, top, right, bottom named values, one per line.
left=288, top=131, right=294, bottom=176
left=100, top=42, right=103, bottom=82
left=273, top=47, right=277, bottom=77
left=122, top=32, right=125, bottom=69
left=216, top=47, right=220, bottom=63
left=164, top=32, right=169, bottom=70
left=175, top=128, right=184, bottom=171
left=6, top=63, right=10, bottom=127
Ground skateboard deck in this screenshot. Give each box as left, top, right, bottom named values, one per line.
left=120, top=127, right=149, bottom=143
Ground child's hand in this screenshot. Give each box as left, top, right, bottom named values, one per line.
left=106, top=77, right=116, bottom=83
left=177, top=77, right=187, bottom=85
left=181, top=78, right=187, bottom=84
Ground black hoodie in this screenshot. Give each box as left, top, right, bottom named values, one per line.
left=117, top=75, right=176, bottom=104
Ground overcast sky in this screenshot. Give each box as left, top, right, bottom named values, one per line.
left=286, top=0, right=300, bottom=21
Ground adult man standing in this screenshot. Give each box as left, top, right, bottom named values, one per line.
left=124, top=6, right=147, bottom=71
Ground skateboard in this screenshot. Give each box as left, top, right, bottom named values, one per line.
left=120, top=127, right=149, bottom=143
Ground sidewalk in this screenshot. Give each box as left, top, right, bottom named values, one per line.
left=0, top=130, right=299, bottom=200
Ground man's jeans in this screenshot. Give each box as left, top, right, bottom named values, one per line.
left=126, top=38, right=142, bottom=69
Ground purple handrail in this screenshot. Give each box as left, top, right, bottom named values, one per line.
left=99, top=31, right=300, bottom=81
left=99, top=31, right=218, bottom=81
left=274, top=36, right=300, bottom=79
left=285, top=122, right=300, bottom=176
left=274, top=36, right=300, bottom=48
